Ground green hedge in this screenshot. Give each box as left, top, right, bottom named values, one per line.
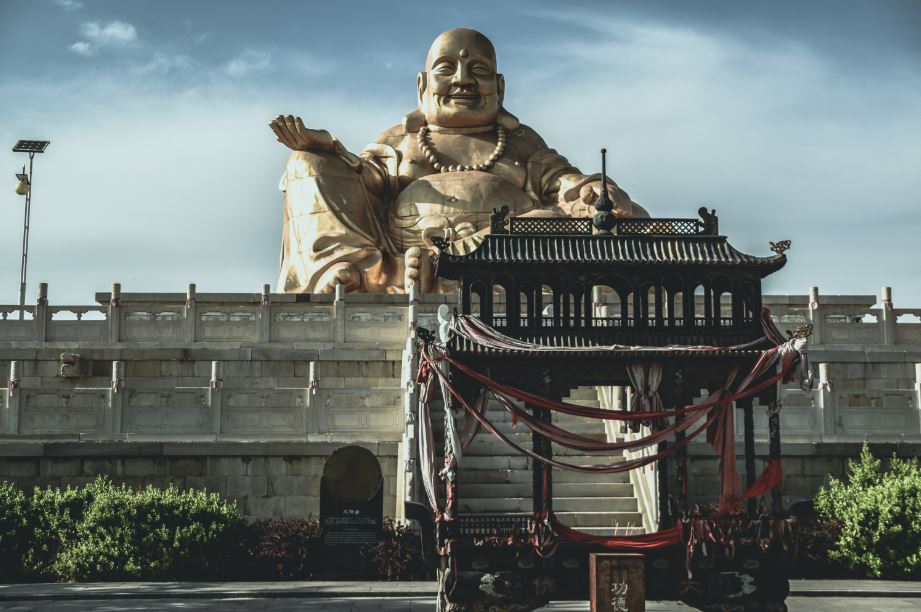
left=0, top=477, right=430, bottom=582
left=0, top=477, right=244, bottom=582
left=815, top=443, right=921, bottom=578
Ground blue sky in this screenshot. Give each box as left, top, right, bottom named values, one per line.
left=0, top=0, right=919, bottom=306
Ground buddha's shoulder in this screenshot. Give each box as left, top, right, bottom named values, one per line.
left=507, top=123, right=550, bottom=156
left=370, top=123, right=412, bottom=147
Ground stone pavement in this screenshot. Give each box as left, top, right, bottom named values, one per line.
left=0, top=580, right=918, bottom=611
left=2, top=597, right=921, bottom=611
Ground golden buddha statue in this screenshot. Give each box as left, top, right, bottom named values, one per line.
left=270, top=28, right=649, bottom=294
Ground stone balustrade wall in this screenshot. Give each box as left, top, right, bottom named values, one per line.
left=0, top=283, right=918, bottom=513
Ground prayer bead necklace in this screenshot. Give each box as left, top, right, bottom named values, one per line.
left=417, top=125, right=506, bottom=173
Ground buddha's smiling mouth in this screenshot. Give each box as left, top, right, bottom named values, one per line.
left=444, top=93, right=480, bottom=106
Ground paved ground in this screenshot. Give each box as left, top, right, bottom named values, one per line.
left=0, top=581, right=918, bottom=611
left=2, top=597, right=921, bottom=611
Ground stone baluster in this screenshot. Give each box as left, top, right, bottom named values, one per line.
left=210, top=360, right=223, bottom=436
left=880, top=286, right=895, bottom=345
left=109, top=360, right=124, bottom=433
left=259, top=283, right=271, bottom=343
left=407, top=283, right=419, bottom=335
left=4, top=361, right=21, bottom=434
left=914, top=363, right=921, bottom=435
left=808, top=286, right=823, bottom=345
left=400, top=285, right=421, bottom=508
left=184, top=283, right=197, bottom=342
left=334, top=284, right=345, bottom=344
left=108, top=283, right=121, bottom=343
left=817, top=363, right=833, bottom=438
left=35, top=282, right=48, bottom=342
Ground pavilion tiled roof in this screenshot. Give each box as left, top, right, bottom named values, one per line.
left=438, top=234, right=785, bottom=271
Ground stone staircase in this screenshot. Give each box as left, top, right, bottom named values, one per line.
left=456, top=386, right=645, bottom=535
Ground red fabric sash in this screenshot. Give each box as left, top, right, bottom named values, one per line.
left=427, top=353, right=722, bottom=474
left=492, top=391, right=709, bottom=452
left=548, top=514, right=684, bottom=550
left=446, top=355, right=713, bottom=421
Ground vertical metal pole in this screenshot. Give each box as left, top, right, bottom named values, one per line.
left=18, top=153, right=34, bottom=320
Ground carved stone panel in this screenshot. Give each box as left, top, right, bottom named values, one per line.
left=316, top=388, right=402, bottom=437
left=344, top=308, right=405, bottom=343
left=123, top=389, right=210, bottom=434
left=20, top=390, right=107, bottom=434
left=222, top=389, right=306, bottom=434
left=270, top=308, right=335, bottom=342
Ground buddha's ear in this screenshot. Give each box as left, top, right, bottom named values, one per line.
left=498, top=107, right=520, bottom=131
left=416, top=71, right=427, bottom=105
left=402, top=107, right=426, bottom=133
left=497, top=73, right=505, bottom=105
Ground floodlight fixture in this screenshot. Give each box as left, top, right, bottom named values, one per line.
left=12, top=140, right=50, bottom=154
left=14, top=171, right=29, bottom=196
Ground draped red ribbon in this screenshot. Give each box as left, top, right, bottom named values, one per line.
left=426, top=353, right=723, bottom=474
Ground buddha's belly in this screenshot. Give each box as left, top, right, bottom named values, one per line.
left=388, top=171, right=536, bottom=250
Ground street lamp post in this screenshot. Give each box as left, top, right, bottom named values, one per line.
left=12, top=140, right=50, bottom=320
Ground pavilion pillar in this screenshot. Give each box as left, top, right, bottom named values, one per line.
left=739, top=396, right=757, bottom=516
left=657, top=439, right=670, bottom=527
left=768, top=399, right=783, bottom=515
left=673, top=369, right=692, bottom=516
left=531, top=369, right=554, bottom=514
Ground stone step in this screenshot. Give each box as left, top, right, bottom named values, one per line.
left=459, top=496, right=638, bottom=514
left=482, top=410, right=604, bottom=425
left=464, top=437, right=611, bottom=456
left=566, top=387, right=600, bottom=401
left=570, top=526, right=647, bottom=536
left=460, top=456, right=530, bottom=470
left=551, top=510, right=644, bottom=529
left=459, top=482, right=635, bottom=498
left=460, top=454, right=624, bottom=470
left=467, top=420, right=607, bottom=437
left=561, top=399, right=601, bottom=409
left=457, top=468, right=630, bottom=484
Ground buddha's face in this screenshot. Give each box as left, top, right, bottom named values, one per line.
left=419, top=29, right=503, bottom=128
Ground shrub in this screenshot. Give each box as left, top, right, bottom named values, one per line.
left=24, top=483, right=95, bottom=578
left=4, top=477, right=244, bottom=582
left=249, top=517, right=320, bottom=579
left=52, top=478, right=244, bottom=581
left=0, top=481, right=29, bottom=579
left=363, top=518, right=430, bottom=581
left=814, top=444, right=921, bottom=578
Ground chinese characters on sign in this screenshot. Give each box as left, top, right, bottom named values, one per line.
left=590, top=553, right=644, bottom=612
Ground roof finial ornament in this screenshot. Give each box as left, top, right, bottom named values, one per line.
left=592, top=148, right=617, bottom=235
left=490, top=205, right=510, bottom=235
left=698, top=207, right=719, bottom=235
left=769, top=240, right=791, bottom=255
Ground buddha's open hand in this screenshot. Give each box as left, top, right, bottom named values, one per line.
left=270, top=115, right=336, bottom=152
left=579, top=180, right=634, bottom=217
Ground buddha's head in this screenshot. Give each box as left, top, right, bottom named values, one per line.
left=418, top=29, right=504, bottom=129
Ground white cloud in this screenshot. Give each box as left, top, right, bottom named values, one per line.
left=69, top=41, right=93, bottom=56
left=133, top=52, right=195, bottom=76
left=70, top=20, right=138, bottom=58
left=54, top=0, right=83, bottom=10
left=225, top=49, right=272, bottom=77
left=81, top=20, right=138, bottom=45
